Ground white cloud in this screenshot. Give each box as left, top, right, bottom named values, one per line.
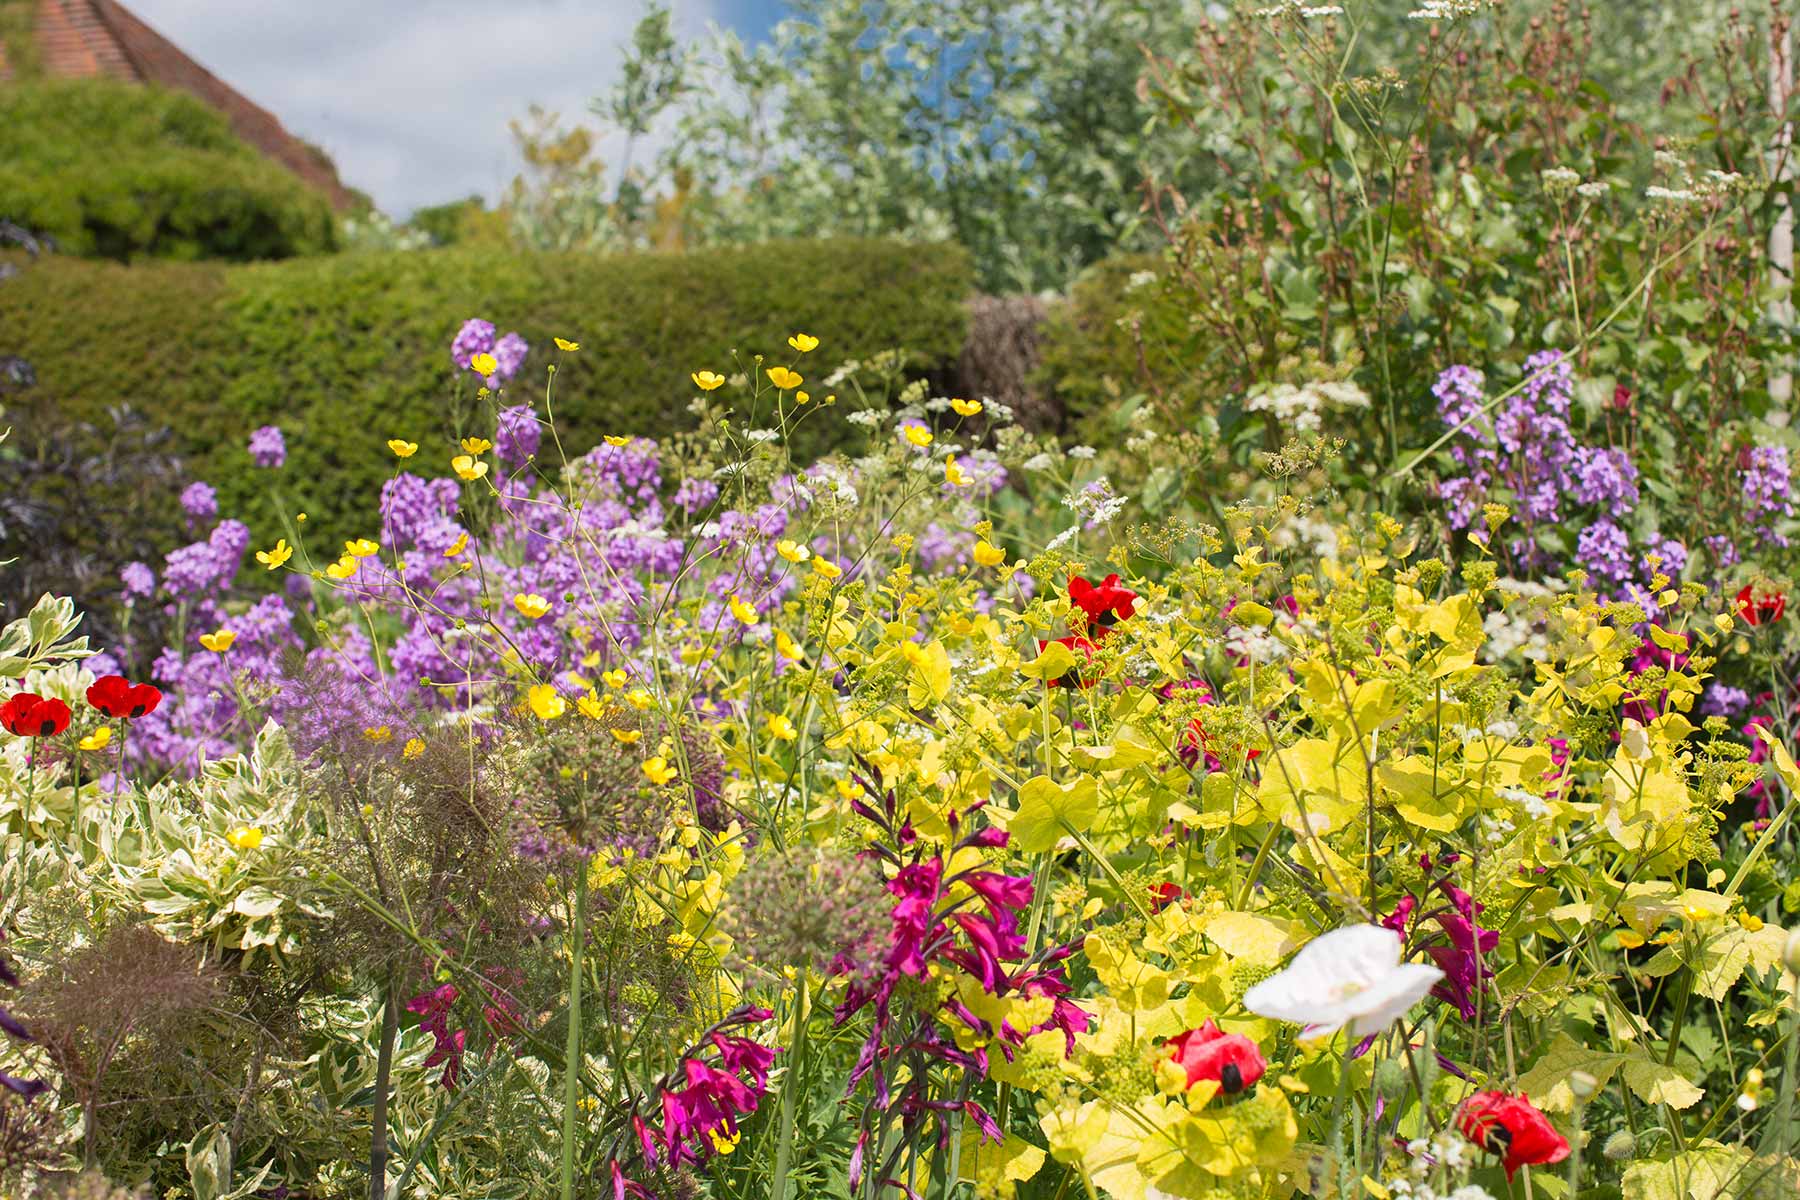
left=129, top=0, right=729, bottom=215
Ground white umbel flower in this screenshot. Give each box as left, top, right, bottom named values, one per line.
left=1243, top=925, right=1443, bottom=1038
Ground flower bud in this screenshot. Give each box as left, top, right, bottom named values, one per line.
left=1569, top=1070, right=1600, bottom=1101
left=1374, top=1059, right=1410, bottom=1102
left=1602, top=1131, right=1636, bottom=1162
left=1783, top=928, right=1800, bottom=976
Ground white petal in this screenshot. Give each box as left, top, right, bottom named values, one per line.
left=1347, top=964, right=1445, bottom=1036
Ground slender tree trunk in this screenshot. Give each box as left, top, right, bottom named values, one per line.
left=1771, top=14, right=1795, bottom=408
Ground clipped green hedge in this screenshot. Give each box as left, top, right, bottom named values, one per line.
left=0, top=79, right=336, bottom=260
left=1, top=238, right=972, bottom=542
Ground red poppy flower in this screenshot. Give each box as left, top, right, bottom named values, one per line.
left=1456, top=1091, right=1570, bottom=1180
left=1068, top=574, right=1137, bottom=634
left=1148, top=882, right=1186, bottom=913
left=0, top=693, right=72, bottom=738
left=1038, top=635, right=1100, bottom=689
left=1167, top=1020, right=1266, bottom=1096
left=85, top=675, right=163, bottom=720
left=1738, top=583, right=1787, bottom=626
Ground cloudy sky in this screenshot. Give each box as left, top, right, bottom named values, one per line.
left=129, top=0, right=786, bottom=216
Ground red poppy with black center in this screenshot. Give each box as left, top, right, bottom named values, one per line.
left=1456, top=1091, right=1570, bottom=1180
left=1068, top=574, right=1137, bottom=634
left=86, top=675, right=163, bottom=720
left=0, top=693, right=72, bottom=738
left=1038, top=635, right=1099, bottom=689
left=1148, top=882, right=1185, bottom=913
left=1738, top=583, right=1786, bottom=626
left=1166, top=1020, right=1266, bottom=1096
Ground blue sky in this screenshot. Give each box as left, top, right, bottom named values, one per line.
left=129, top=0, right=788, bottom=216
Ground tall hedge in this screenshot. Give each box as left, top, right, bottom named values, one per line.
left=1, top=238, right=972, bottom=544
left=0, top=80, right=337, bottom=260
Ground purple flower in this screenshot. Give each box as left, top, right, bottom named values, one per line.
left=248, top=425, right=286, bottom=469
left=1644, top=537, right=1687, bottom=579
left=1575, top=519, right=1632, bottom=586
left=450, top=318, right=496, bottom=370
left=495, top=404, right=541, bottom=466
left=493, top=331, right=530, bottom=382
left=1701, top=684, right=1751, bottom=718
left=672, top=478, right=720, bottom=515
left=1741, top=443, right=1794, bottom=548
left=1570, top=446, right=1639, bottom=516
left=120, top=561, right=155, bottom=600
left=179, top=481, right=218, bottom=525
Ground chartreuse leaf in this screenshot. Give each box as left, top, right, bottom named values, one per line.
left=958, top=1128, right=1046, bottom=1200
left=1006, top=775, right=1099, bottom=853
left=1020, top=640, right=1076, bottom=682
left=1378, top=756, right=1463, bottom=832
left=1519, top=1032, right=1703, bottom=1112
left=1621, top=1144, right=1799, bottom=1200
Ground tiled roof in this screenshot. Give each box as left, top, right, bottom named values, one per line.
left=0, top=0, right=356, bottom=210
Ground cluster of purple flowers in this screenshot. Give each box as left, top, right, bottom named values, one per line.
left=450, top=317, right=530, bottom=388
left=248, top=425, right=286, bottom=469
left=1740, top=443, right=1794, bottom=548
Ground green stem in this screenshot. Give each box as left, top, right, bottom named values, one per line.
left=560, top=864, right=590, bottom=1200
left=770, top=976, right=809, bottom=1200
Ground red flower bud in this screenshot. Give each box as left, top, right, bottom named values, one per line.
left=1456, top=1091, right=1570, bottom=1180
left=1167, top=1020, right=1266, bottom=1096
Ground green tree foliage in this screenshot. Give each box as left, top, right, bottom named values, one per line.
left=0, top=79, right=337, bottom=261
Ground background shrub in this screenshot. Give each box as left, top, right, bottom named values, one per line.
left=0, top=236, right=971, bottom=586
left=0, top=79, right=337, bottom=261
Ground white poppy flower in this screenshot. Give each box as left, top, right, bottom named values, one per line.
left=1243, top=925, right=1443, bottom=1038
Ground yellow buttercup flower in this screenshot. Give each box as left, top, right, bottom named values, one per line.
left=604, top=435, right=632, bottom=448
left=795, top=390, right=811, bottom=404
left=469, top=352, right=498, bottom=377
left=199, top=629, right=236, bottom=653
left=528, top=685, right=567, bottom=720
left=345, top=538, right=380, bottom=558
left=256, top=539, right=293, bottom=570
left=580, top=649, right=602, bottom=668
left=601, top=668, right=627, bottom=689
left=692, top=370, right=726, bottom=391
left=364, top=725, right=393, bottom=743
left=79, top=726, right=113, bottom=752
left=903, top=425, right=934, bottom=448
left=577, top=690, right=606, bottom=720
left=611, top=728, right=643, bottom=744
left=950, top=398, right=983, bottom=417
left=445, top=532, right=469, bottom=557
left=326, top=555, right=358, bottom=580
left=554, top=337, right=580, bottom=352
left=452, top=455, right=489, bottom=481
left=641, top=756, right=679, bottom=785
left=226, top=826, right=264, bottom=850
left=775, top=630, right=803, bottom=660
left=728, top=595, right=759, bottom=626
left=766, top=366, right=803, bottom=390
left=787, top=333, right=819, bottom=353
left=388, top=439, right=418, bottom=458
left=514, top=593, right=552, bottom=619
left=767, top=713, right=798, bottom=740
left=812, top=557, right=842, bottom=580
left=945, top=458, right=970, bottom=487
left=461, top=436, right=493, bottom=455
left=836, top=778, right=863, bottom=801
left=625, top=688, right=654, bottom=711
left=709, top=1126, right=742, bottom=1155
left=403, top=737, right=426, bottom=760
left=776, top=539, right=810, bottom=563
left=972, top=540, right=1006, bottom=567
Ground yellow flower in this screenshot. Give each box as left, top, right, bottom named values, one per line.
left=576, top=689, right=606, bottom=720
left=836, top=778, right=863, bottom=801
left=364, top=725, right=393, bottom=743
left=256, top=539, right=293, bottom=570
left=641, top=756, right=679, bottom=785
left=325, top=555, right=358, bottom=580
left=625, top=688, right=654, bottom=711
left=345, top=538, right=380, bottom=558
left=950, top=398, right=983, bottom=417
left=226, top=826, right=264, bottom=850
left=767, top=713, right=798, bottom=741
left=461, top=436, right=494, bottom=455
left=611, top=728, right=643, bottom=744
left=601, top=668, right=628, bottom=689
left=580, top=649, right=602, bottom=668
left=776, top=538, right=810, bottom=563
left=445, top=532, right=470, bottom=557
left=388, top=439, right=418, bottom=458
left=766, top=366, right=803, bottom=390
left=199, top=629, right=236, bottom=653
left=812, top=557, right=842, bottom=580
left=787, top=333, right=819, bottom=353
left=692, top=370, right=726, bottom=391
left=469, top=352, right=498, bottom=377
left=514, top=593, right=552, bottom=619
left=903, top=425, right=934, bottom=448
left=604, top=435, right=632, bottom=448
left=296, top=512, right=307, bottom=523
left=775, top=630, right=803, bottom=660
left=528, top=684, right=567, bottom=720
left=1615, top=929, right=1646, bottom=949
left=403, top=737, right=426, bottom=760
left=972, top=540, right=1006, bottom=567
left=452, top=455, right=489, bottom=481
left=79, top=727, right=113, bottom=752
left=554, top=337, right=580, bottom=352
left=728, top=595, right=759, bottom=626
left=708, top=1126, right=742, bottom=1155
left=945, top=458, right=970, bottom=487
